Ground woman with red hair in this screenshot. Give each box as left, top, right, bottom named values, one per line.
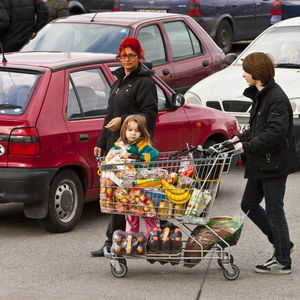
left=91, top=37, right=158, bottom=257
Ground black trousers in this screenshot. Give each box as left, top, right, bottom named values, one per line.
left=241, top=175, right=291, bottom=265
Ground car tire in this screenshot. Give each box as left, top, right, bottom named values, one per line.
left=39, top=170, right=84, bottom=233
left=215, top=20, right=233, bottom=53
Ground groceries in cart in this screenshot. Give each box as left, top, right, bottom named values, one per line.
left=99, top=147, right=220, bottom=219
left=99, top=140, right=243, bottom=280
left=184, top=215, right=243, bottom=268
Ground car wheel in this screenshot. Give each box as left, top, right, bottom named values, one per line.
left=215, top=20, right=233, bottom=53
left=39, top=170, right=84, bottom=233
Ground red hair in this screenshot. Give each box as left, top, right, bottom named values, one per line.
left=117, top=37, right=145, bottom=60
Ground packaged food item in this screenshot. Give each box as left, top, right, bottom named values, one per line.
left=173, top=203, right=186, bottom=216
left=184, top=189, right=212, bottom=217
left=158, top=202, right=173, bottom=219
left=183, top=216, right=243, bottom=268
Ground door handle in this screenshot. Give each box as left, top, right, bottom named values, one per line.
left=162, top=69, right=170, bottom=76
left=79, top=134, right=89, bottom=141
left=202, top=60, right=209, bottom=67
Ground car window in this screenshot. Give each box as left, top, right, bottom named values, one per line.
left=237, top=27, right=300, bottom=66
left=137, top=25, right=167, bottom=65
left=67, top=68, right=110, bottom=120
left=164, top=21, right=204, bottom=60
left=22, top=23, right=130, bottom=54
left=0, top=71, right=39, bottom=115
left=157, top=84, right=168, bottom=110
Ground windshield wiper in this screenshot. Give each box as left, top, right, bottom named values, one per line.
left=0, top=103, right=22, bottom=109
left=276, top=63, right=300, bottom=69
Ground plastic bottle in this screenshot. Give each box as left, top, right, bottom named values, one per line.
left=147, top=227, right=162, bottom=264
left=111, top=230, right=126, bottom=255
left=147, top=227, right=161, bottom=252
left=132, top=232, right=147, bottom=255
left=169, top=228, right=183, bottom=265
left=170, top=228, right=183, bottom=254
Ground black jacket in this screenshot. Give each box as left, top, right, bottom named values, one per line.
left=1, top=0, right=49, bottom=52
left=96, top=63, right=158, bottom=153
left=45, top=0, right=69, bottom=22
left=0, top=1, right=9, bottom=38
left=238, top=80, right=300, bottom=178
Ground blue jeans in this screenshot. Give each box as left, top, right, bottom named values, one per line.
left=241, top=175, right=291, bottom=266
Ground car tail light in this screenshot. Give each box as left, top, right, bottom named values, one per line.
left=271, top=0, right=282, bottom=15
left=9, top=128, right=41, bottom=155
left=188, top=0, right=202, bottom=17
left=113, top=0, right=120, bottom=11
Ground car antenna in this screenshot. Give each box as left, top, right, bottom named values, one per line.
left=91, top=12, right=98, bottom=22
left=0, top=42, right=7, bottom=64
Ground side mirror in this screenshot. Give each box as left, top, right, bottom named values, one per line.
left=171, top=93, right=185, bottom=107
left=223, top=53, right=237, bottom=66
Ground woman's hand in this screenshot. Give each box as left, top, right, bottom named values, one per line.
left=94, top=147, right=103, bottom=157
left=105, top=117, right=122, bottom=131
left=230, top=135, right=240, bottom=143
left=233, top=142, right=243, bottom=150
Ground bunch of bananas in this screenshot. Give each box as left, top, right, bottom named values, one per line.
left=161, top=179, right=192, bottom=204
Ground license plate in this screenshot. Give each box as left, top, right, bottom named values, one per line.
left=139, top=9, right=167, bottom=13
left=239, top=123, right=250, bottom=132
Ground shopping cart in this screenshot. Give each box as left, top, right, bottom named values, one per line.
left=98, top=141, right=244, bottom=280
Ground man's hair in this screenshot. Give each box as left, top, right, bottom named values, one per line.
left=119, top=114, right=151, bottom=144
left=242, top=52, right=275, bottom=85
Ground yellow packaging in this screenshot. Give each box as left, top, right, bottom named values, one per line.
left=158, top=202, right=173, bottom=219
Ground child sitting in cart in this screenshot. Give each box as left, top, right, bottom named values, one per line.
left=107, top=114, right=160, bottom=234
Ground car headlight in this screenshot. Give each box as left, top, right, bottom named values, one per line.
left=290, top=98, right=300, bottom=118
left=184, top=91, right=202, bottom=105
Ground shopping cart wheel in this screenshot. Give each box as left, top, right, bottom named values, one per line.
left=217, top=254, right=234, bottom=268
left=110, top=259, right=128, bottom=278
left=223, top=264, right=240, bottom=280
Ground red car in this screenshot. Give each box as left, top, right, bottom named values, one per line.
left=22, top=12, right=226, bottom=94
left=0, top=51, right=238, bottom=232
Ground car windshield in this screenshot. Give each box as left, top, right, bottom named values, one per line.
left=236, top=27, right=300, bottom=67
left=0, top=71, right=39, bottom=115
left=22, top=23, right=131, bottom=54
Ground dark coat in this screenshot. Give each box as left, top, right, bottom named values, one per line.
left=96, top=63, right=158, bottom=153
left=0, top=1, right=9, bottom=38
left=238, top=79, right=300, bottom=178
left=45, top=0, right=69, bottom=22
left=1, top=0, right=49, bottom=52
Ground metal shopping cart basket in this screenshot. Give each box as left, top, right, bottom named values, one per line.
left=98, top=141, right=244, bottom=280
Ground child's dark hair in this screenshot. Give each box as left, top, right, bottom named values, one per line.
left=119, top=115, right=151, bottom=144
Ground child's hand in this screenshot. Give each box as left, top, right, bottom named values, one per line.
left=94, top=147, right=102, bottom=157
left=105, top=117, right=122, bottom=131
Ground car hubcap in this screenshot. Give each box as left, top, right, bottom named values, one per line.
left=54, top=182, right=78, bottom=223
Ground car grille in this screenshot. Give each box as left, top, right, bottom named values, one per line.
left=206, top=101, right=222, bottom=111
left=207, top=100, right=252, bottom=112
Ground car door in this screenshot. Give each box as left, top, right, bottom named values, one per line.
left=136, top=24, right=176, bottom=89
left=64, top=65, right=111, bottom=190
left=228, top=0, right=256, bottom=40
left=162, top=19, right=213, bottom=94
left=153, top=83, right=191, bottom=152
left=254, top=0, right=273, bottom=35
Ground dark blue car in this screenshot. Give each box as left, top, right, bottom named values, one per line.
left=271, top=0, right=300, bottom=24
left=114, top=0, right=274, bottom=53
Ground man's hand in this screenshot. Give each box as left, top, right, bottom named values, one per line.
left=105, top=117, right=122, bottom=131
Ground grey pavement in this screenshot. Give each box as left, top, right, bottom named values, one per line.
left=0, top=165, right=299, bottom=300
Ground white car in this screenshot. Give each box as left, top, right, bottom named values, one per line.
left=184, top=17, right=300, bottom=153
